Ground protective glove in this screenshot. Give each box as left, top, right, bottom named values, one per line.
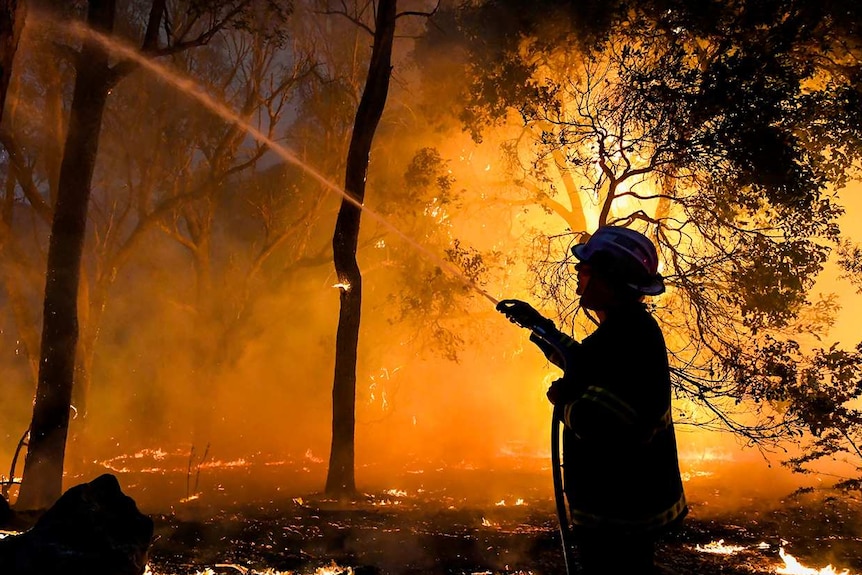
left=546, top=377, right=576, bottom=406
left=496, top=299, right=554, bottom=332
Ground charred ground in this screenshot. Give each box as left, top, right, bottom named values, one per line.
left=119, top=460, right=862, bottom=575
left=146, top=490, right=862, bottom=575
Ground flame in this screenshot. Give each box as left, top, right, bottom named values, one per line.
left=313, top=563, right=355, bottom=575
left=680, top=470, right=715, bottom=482
left=777, top=548, right=855, bottom=575
left=695, top=539, right=745, bottom=555
left=332, top=282, right=351, bottom=291
left=480, top=517, right=497, bottom=527
left=384, top=488, right=407, bottom=497
left=305, top=449, right=323, bottom=463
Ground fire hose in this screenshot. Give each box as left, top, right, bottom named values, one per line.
left=496, top=302, right=575, bottom=575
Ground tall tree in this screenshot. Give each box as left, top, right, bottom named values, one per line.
left=16, top=0, right=275, bottom=510
left=0, top=0, right=24, bottom=125
left=16, top=0, right=119, bottom=512
left=326, top=0, right=397, bottom=496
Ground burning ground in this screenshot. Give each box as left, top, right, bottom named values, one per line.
left=50, top=449, right=862, bottom=575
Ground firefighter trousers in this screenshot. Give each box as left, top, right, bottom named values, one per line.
left=575, top=529, right=656, bottom=575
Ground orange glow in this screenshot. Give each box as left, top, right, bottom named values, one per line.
left=1, top=9, right=858, bottom=542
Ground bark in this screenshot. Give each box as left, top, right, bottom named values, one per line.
left=325, top=0, right=396, bottom=497
left=16, top=0, right=116, bottom=511
left=0, top=0, right=24, bottom=126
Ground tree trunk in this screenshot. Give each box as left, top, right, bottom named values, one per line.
left=0, top=0, right=24, bottom=126
left=16, top=0, right=115, bottom=511
left=325, top=0, right=396, bottom=497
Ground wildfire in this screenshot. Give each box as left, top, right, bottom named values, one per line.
left=777, top=548, right=856, bottom=575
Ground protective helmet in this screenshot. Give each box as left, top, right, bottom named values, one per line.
left=572, top=226, right=665, bottom=296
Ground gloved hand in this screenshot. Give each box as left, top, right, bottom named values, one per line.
left=546, top=377, right=576, bottom=405
left=496, top=299, right=554, bottom=332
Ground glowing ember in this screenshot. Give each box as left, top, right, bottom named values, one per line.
left=332, top=282, right=351, bottom=291
left=178, top=494, right=200, bottom=503
left=144, top=562, right=355, bottom=575
left=480, top=517, right=497, bottom=527
left=0, top=530, right=20, bottom=540
left=777, top=548, right=856, bottom=575
left=371, top=499, right=402, bottom=506
left=384, top=488, right=407, bottom=497
left=695, top=539, right=746, bottom=555
left=200, top=458, right=249, bottom=469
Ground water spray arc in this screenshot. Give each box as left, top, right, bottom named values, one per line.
left=39, top=12, right=583, bottom=571
left=43, top=13, right=500, bottom=308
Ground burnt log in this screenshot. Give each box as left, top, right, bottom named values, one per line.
left=0, top=474, right=153, bottom=575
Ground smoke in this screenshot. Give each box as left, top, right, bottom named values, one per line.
left=0, top=3, right=857, bottom=519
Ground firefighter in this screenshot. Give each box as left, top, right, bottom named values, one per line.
left=497, top=226, right=687, bottom=575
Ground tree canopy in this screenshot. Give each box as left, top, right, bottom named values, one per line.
left=413, top=0, right=862, bottom=479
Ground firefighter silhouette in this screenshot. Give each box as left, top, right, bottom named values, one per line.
left=498, top=226, right=687, bottom=575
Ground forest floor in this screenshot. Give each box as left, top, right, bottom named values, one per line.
left=83, top=452, right=862, bottom=575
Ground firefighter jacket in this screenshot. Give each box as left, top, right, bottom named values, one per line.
left=530, top=302, right=687, bottom=534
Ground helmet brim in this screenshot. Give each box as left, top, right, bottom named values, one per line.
left=572, top=243, right=666, bottom=296
left=628, top=278, right=666, bottom=296
left=571, top=243, right=588, bottom=261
